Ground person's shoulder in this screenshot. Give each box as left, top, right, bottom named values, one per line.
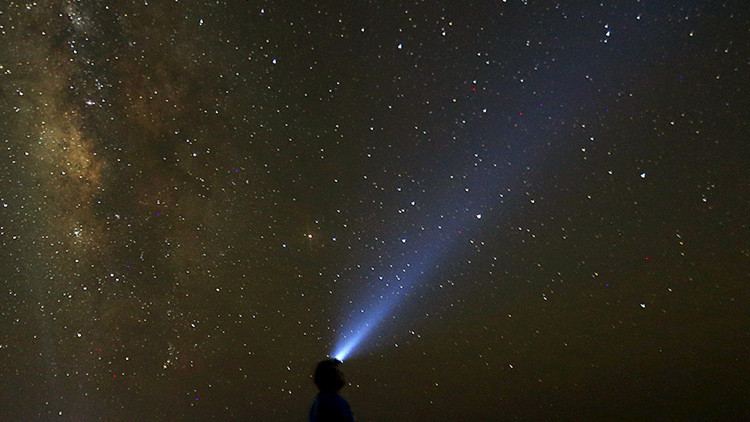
left=334, top=393, right=351, bottom=406
left=319, top=392, right=343, bottom=400
left=320, top=392, right=350, bottom=406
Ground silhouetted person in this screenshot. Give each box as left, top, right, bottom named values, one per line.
left=309, top=359, right=355, bottom=422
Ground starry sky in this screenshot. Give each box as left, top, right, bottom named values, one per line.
left=1, top=1, right=748, bottom=420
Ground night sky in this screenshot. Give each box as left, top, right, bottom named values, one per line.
left=1, top=1, right=748, bottom=420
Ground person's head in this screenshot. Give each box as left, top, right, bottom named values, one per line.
left=313, top=359, right=346, bottom=393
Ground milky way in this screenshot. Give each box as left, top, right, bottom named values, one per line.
left=1, top=1, right=748, bottom=420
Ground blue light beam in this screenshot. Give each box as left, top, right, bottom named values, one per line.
left=328, top=0, right=698, bottom=360
left=332, top=267, right=427, bottom=361
left=330, top=115, right=538, bottom=361
left=330, top=225, right=462, bottom=361
left=329, top=130, right=529, bottom=361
